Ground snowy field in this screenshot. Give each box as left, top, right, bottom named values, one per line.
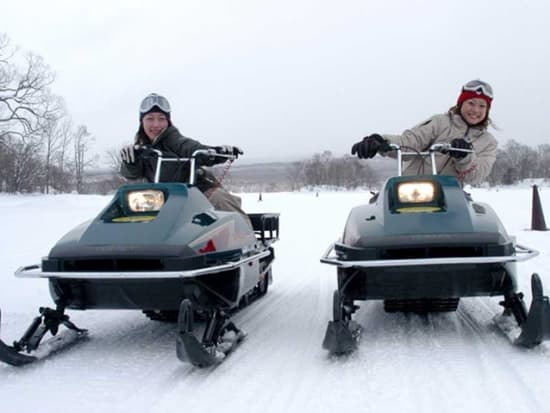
left=1, top=185, right=550, bottom=413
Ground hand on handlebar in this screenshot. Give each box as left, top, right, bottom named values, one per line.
left=351, top=134, right=390, bottom=159
left=215, top=145, right=244, bottom=159
left=448, top=138, right=473, bottom=159
left=120, top=145, right=138, bottom=163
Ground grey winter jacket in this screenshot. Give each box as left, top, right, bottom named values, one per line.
left=120, top=126, right=222, bottom=190
left=382, top=112, right=497, bottom=185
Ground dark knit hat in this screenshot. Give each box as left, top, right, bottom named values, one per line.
left=457, top=80, right=493, bottom=108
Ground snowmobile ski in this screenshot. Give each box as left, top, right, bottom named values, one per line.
left=494, top=273, right=550, bottom=347
left=0, top=307, right=87, bottom=367
left=176, top=299, right=245, bottom=367
left=322, top=320, right=361, bottom=355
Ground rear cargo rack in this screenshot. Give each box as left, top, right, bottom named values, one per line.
left=248, top=213, right=279, bottom=243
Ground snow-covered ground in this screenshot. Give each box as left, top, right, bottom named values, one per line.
left=1, top=186, right=550, bottom=413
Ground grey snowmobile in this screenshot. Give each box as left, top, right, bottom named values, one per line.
left=0, top=147, right=279, bottom=367
left=321, top=143, right=550, bottom=354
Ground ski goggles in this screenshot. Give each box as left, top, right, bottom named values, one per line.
left=462, top=80, right=494, bottom=99
left=139, top=93, right=171, bottom=114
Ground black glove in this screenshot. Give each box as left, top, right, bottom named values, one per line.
left=351, top=134, right=388, bottom=159
left=120, top=144, right=137, bottom=163
left=215, top=145, right=243, bottom=158
left=449, top=138, right=473, bottom=159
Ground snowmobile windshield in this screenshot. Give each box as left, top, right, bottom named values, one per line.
left=140, top=94, right=171, bottom=114
left=462, top=80, right=493, bottom=99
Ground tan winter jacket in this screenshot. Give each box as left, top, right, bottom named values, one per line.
left=382, top=112, right=497, bottom=185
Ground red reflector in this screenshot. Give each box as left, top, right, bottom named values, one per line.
left=199, top=240, right=216, bottom=253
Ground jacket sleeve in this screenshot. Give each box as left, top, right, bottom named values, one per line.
left=162, top=132, right=226, bottom=167
left=454, top=133, right=497, bottom=185
left=383, top=115, right=443, bottom=151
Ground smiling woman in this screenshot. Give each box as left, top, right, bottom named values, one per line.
left=119, top=92, right=251, bottom=226
left=350, top=79, right=498, bottom=186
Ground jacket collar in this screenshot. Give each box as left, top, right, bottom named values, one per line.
left=151, top=125, right=177, bottom=145
left=450, top=112, right=485, bottom=136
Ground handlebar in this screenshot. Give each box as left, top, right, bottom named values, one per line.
left=387, top=143, right=473, bottom=176
left=134, top=146, right=236, bottom=184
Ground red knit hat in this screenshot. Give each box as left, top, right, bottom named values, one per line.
left=457, top=80, right=493, bottom=108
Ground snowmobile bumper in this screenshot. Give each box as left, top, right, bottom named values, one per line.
left=321, top=242, right=539, bottom=268
left=322, top=242, right=540, bottom=301
left=14, top=250, right=272, bottom=311
left=15, top=249, right=272, bottom=279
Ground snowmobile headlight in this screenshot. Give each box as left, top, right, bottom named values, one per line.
left=127, top=190, right=165, bottom=212
left=397, top=182, right=435, bottom=203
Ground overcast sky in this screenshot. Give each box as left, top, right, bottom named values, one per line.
left=1, top=0, right=549, bottom=163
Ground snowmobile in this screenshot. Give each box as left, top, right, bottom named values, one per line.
left=0, top=147, right=279, bottom=367
left=321, top=143, right=550, bottom=354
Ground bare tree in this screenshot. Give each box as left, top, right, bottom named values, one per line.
left=0, top=33, right=66, bottom=193
left=1, top=132, right=43, bottom=192
left=90, top=147, right=126, bottom=193
left=73, top=125, right=95, bottom=193
left=487, top=140, right=550, bottom=186
left=0, top=34, right=57, bottom=141
left=40, top=101, right=69, bottom=193
left=105, top=146, right=123, bottom=173
left=535, top=144, right=550, bottom=180
left=297, top=151, right=377, bottom=190
left=53, top=119, right=74, bottom=192
left=286, top=161, right=306, bottom=191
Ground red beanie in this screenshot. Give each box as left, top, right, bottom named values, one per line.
left=457, top=89, right=492, bottom=108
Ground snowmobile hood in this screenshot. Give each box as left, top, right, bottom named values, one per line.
left=46, top=183, right=252, bottom=261
left=342, top=175, right=511, bottom=250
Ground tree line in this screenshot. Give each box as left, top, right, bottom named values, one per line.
left=2, top=32, right=549, bottom=194
left=299, top=141, right=550, bottom=189
left=266, top=141, right=550, bottom=192
left=285, top=151, right=379, bottom=190
left=487, top=140, right=550, bottom=185
left=0, top=33, right=96, bottom=194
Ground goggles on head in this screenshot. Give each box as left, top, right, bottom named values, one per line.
left=462, top=80, right=494, bottom=99
left=139, top=93, right=171, bottom=114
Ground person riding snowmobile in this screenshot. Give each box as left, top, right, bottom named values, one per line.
left=351, top=79, right=497, bottom=185
left=120, top=93, right=250, bottom=224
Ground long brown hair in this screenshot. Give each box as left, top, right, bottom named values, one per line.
left=134, top=125, right=149, bottom=144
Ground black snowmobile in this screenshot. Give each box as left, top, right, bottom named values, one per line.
left=0, top=148, right=279, bottom=367
left=321, top=143, right=550, bottom=354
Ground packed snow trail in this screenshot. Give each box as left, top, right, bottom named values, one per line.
left=1, top=189, right=550, bottom=413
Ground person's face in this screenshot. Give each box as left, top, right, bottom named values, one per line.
left=142, top=112, right=169, bottom=142
left=460, top=98, right=488, bottom=126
